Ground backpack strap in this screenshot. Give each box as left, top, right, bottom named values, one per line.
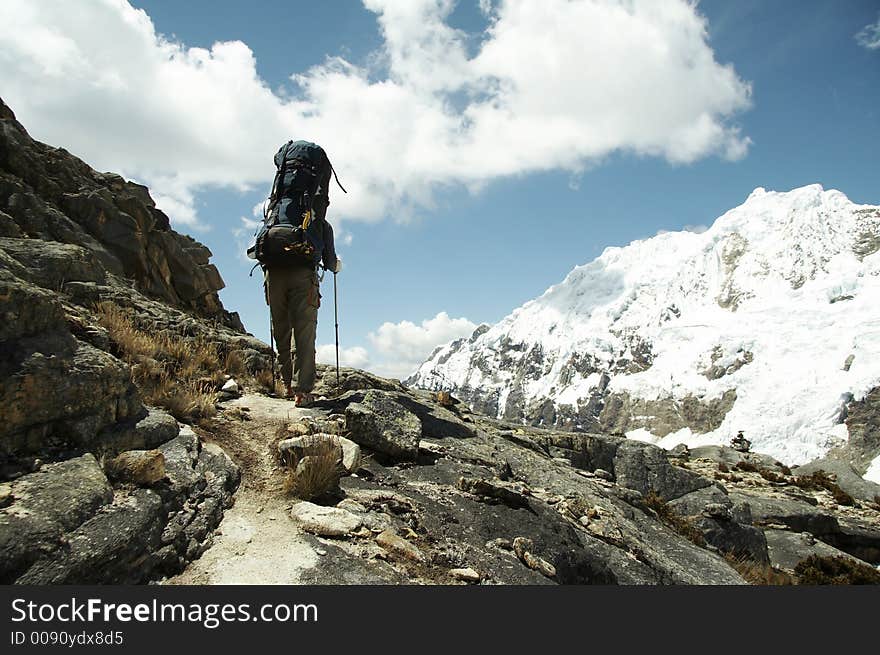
left=329, top=161, right=347, bottom=194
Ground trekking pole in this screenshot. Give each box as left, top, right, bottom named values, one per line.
left=334, top=271, right=340, bottom=397
left=269, top=312, right=276, bottom=385
left=265, top=276, right=276, bottom=387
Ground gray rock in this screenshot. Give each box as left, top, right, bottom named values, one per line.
left=98, top=409, right=180, bottom=453
left=376, top=530, right=425, bottom=562
left=345, top=390, right=421, bottom=460
left=16, top=489, right=164, bottom=584
left=612, top=440, right=712, bottom=501
left=729, top=490, right=840, bottom=537
left=669, top=485, right=732, bottom=517
left=0, top=454, right=113, bottom=583
left=690, top=445, right=786, bottom=471
left=291, top=502, right=364, bottom=537
left=692, top=515, right=770, bottom=564
left=763, top=529, right=864, bottom=572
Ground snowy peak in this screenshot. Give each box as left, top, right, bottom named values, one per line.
left=410, top=185, right=880, bottom=468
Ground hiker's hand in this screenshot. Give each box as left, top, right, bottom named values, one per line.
left=332, top=258, right=343, bottom=273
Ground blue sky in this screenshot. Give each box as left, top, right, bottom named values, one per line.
left=1, top=0, right=878, bottom=378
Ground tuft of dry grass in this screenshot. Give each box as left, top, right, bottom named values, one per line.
left=156, top=381, right=218, bottom=422
left=223, top=349, right=246, bottom=377
left=94, top=302, right=222, bottom=423
left=643, top=489, right=706, bottom=547
left=724, top=553, right=794, bottom=585
left=95, top=302, right=160, bottom=359
left=254, top=369, right=276, bottom=394
left=282, top=435, right=342, bottom=501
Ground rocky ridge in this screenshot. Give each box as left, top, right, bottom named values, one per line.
left=172, top=371, right=880, bottom=585
left=0, top=98, right=269, bottom=583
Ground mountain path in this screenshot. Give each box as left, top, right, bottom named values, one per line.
left=165, top=394, right=321, bottom=584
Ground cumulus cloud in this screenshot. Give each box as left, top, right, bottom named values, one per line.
left=0, top=0, right=752, bottom=227
left=368, top=311, right=478, bottom=378
left=856, top=14, right=880, bottom=50
left=316, top=344, right=371, bottom=368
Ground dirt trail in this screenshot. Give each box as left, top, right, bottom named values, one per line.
left=166, top=393, right=322, bottom=584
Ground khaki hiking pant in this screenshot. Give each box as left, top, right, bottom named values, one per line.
left=266, top=266, right=320, bottom=392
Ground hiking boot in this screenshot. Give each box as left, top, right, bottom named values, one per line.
left=294, top=392, right=315, bottom=407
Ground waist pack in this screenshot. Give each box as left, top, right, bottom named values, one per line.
left=250, top=214, right=321, bottom=268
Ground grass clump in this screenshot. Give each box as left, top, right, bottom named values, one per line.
left=94, top=302, right=222, bottom=422
left=724, top=553, right=794, bottom=585
left=794, top=555, right=880, bottom=585
left=281, top=435, right=343, bottom=501
left=643, top=490, right=706, bottom=547
left=793, top=470, right=855, bottom=507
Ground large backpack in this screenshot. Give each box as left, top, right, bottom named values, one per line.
left=248, top=140, right=345, bottom=268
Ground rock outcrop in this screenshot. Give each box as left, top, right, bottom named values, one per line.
left=0, top=98, right=260, bottom=583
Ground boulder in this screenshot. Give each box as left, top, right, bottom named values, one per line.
left=612, top=440, right=712, bottom=501
left=290, top=502, right=363, bottom=538
left=345, top=390, right=421, bottom=460
left=98, top=408, right=180, bottom=454
left=728, top=491, right=841, bottom=537
left=0, top=454, right=113, bottom=583
left=763, top=529, right=865, bottom=573
left=16, top=489, right=164, bottom=584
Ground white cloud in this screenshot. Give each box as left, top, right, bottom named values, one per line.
left=316, top=344, right=371, bottom=368
left=856, top=14, right=880, bottom=50
left=0, top=0, right=752, bottom=228
left=368, top=311, right=478, bottom=378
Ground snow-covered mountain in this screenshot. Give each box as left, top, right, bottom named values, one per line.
left=409, top=184, right=880, bottom=469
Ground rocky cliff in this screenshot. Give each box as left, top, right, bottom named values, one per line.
left=0, top=97, right=269, bottom=583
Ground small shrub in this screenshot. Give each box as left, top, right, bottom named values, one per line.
left=282, top=436, right=342, bottom=501
left=759, top=469, right=786, bottom=484
left=794, top=555, right=880, bottom=585
left=794, top=471, right=855, bottom=506
left=735, top=460, right=759, bottom=473
left=718, top=462, right=729, bottom=473
left=158, top=381, right=218, bottom=422
left=831, top=486, right=855, bottom=507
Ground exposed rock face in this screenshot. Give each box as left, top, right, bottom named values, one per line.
left=0, top=98, right=252, bottom=583
left=295, top=385, right=880, bottom=584
left=0, top=98, right=237, bottom=322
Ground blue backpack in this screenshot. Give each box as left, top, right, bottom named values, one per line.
left=248, top=140, right=345, bottom=268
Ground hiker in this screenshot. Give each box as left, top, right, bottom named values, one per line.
left=248, top=140, right=345, bottom=405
